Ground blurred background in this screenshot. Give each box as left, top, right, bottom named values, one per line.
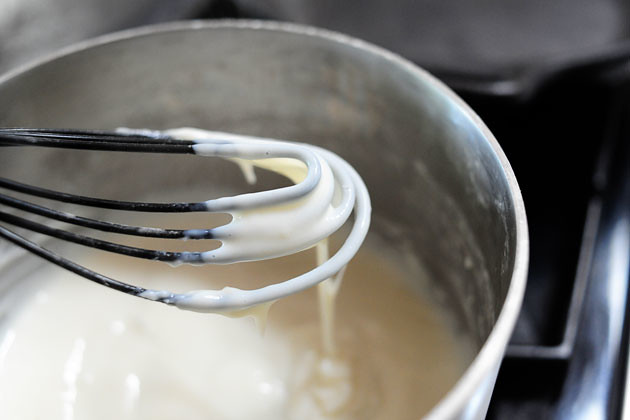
left=1, top=1, right=629, bottom=418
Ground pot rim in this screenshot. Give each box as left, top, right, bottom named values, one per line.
left=0, top=19, right=529, bottom=419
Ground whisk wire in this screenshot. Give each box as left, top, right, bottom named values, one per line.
left=0, top=224, right=149, bottom=297
left=0, top=127, right=372, bottom=312
left=0, top=128, right=194, bottom=153
left=0, top=177, right=207, bottom=212
left=0, top=210, right=205, bottom=263
left=0, top=193, right=210, bottom=239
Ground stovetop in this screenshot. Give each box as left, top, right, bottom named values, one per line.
left=1, top=1, right=629, bottom=418
left=475, top=61, right=630, bottom=420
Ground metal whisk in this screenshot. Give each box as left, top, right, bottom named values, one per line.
left=0, top=127, right=371, bottom=312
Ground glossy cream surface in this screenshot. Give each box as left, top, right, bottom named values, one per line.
left=0, top=241, right=472, bottom=420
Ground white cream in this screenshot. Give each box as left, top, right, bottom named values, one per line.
left=0, top=272, right=290, bottom=420
left=115, top=128, right=363, bottom=412
left=118, top=128, right=372, bottom=313
left=316, top=239, right=345, bottom=356
left=117, top=128, right=365, bottom=408
left=0, top=243, right=472, bottom=420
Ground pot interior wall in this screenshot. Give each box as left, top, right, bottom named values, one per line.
left=0, top=26, right=517, bottom=349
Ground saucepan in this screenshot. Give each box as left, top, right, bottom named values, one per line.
left=0, top=21, right=528, bottom=419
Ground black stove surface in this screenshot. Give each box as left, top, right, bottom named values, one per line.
left=475, top=61, right=630, bottom=420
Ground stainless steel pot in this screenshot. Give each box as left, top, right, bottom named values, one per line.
left=0, top=21, right=528, bottom=419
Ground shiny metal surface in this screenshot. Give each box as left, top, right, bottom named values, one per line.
left=0, top=21, right=528, bottom=419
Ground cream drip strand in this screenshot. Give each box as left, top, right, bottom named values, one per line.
left=136, top=128, right=371, bottom=312
left=316, top=239, right=345, bottom=356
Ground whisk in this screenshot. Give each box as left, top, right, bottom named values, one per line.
left=0, top=127, right=371, bottom=312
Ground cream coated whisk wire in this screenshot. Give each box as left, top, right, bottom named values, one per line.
left=0, top=127, right=371, bottom=312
